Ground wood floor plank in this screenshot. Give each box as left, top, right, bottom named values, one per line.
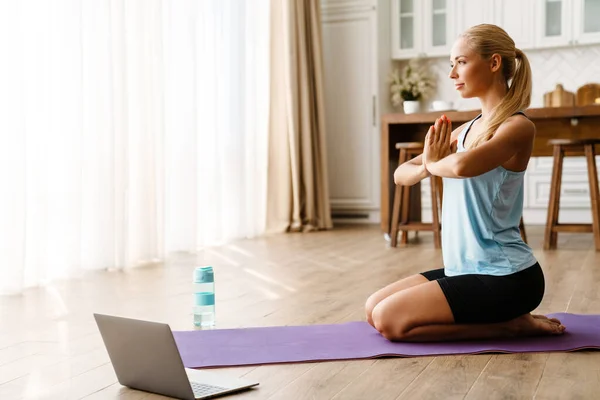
left=397, top=355, right=492, bottom=400
left=463, top=354, right=549, bottom=400
left=24, top=362, right=116, bottom=400
left=532, top=352, right=600, bottom=399
left=80, top=383, right=148, bottom=399
left=265, top=360, right=376, bottom=400
left=330, top=358, right=433, bottom=400
left=234, top=364, right=316, bottom=399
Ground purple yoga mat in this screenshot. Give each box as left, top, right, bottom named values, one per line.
left=172, top=313, right=600, bottom=369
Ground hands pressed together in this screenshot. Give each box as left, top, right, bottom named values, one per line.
left=423, top=114, right=455, bottom=173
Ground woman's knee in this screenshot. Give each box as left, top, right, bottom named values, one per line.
left=364, top=294, right=380, bottom=326
left=365, top=274, right=430, bottom=328
left=371, top=301, right=411, bottom=341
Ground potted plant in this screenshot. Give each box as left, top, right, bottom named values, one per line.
left=389, top=58, right=436, bottom=114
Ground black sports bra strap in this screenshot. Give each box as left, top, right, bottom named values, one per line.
left=513, top=110, right=528, bottom=118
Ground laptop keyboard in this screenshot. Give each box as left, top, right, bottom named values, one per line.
left=190, top=381, right=227, bottom=397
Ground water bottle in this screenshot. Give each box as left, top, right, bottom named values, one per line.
left=193, top=266, right=215, bottom=329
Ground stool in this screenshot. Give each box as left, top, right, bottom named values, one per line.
left=389, top=142, right=442, bottom=248
left=544, top=139, right=600, bottom=251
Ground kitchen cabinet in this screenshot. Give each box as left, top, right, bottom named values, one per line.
left=535, top=0, right=573, bottom=48
left=394, top=0, right=600, bottom=59
left=536, top=0, right=600, bottom=47
left=391, top=0, right=456, bottom=59
left=493, top=0, right=536, bottom=50
left=573, top=0, right=600, bottom=45
left=456, top=0, right=536, bottom=50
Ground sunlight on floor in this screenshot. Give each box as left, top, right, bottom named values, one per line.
left=243, top=268, right=297, bottom=293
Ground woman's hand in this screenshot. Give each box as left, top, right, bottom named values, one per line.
left=424, top=115, right=453, bottom=167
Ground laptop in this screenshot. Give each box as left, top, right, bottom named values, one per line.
left=94, top=313, right=259, bottom=399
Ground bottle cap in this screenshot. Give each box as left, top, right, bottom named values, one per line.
left=193, top=266, right=214, bottom=283
left=194, top=292, right=215, bottom=306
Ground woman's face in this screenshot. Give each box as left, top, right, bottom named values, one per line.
left=448, top=37, right=494, bottom=98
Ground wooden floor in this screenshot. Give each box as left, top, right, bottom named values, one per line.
left=1, top=224, right=599, bottom=399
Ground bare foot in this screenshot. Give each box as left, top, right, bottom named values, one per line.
left=532, top=314, right=562, bottom=325
left=508, top=313, right=566, bottom=337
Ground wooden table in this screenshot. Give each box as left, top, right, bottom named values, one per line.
left=380, top=105, right=600, bottom=232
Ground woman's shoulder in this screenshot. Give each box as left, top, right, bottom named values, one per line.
left=505, top=112, right=535, bottom=127
left=499, top=113, right=536, bottom=139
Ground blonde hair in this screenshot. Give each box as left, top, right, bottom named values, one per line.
left=460, top=24, right=532, bottom=149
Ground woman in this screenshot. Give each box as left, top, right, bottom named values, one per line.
left=365, top=24, right=566, bottom=342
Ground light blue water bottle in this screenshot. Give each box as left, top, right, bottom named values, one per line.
left=193, top=266, right=215, bottom=329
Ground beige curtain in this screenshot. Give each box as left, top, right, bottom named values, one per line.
left=267, top=0, right=333, bottom=232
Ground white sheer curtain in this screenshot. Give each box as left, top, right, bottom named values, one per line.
left=164, top=0, right=269, bottom=250
left=0, top=0, right=270, bottom=295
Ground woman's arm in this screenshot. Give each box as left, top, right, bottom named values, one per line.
left=394, top=117, right=465, bottom=186
left=393, top=154, right=430, bottom=186
left=425, top=116, right=535, bottom=178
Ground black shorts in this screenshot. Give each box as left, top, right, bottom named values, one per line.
left=421, top=263, right=545, bottom=324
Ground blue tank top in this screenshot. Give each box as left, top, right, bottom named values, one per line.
left=441, top=113, right=537, bottom=276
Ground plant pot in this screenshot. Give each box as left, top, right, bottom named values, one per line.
left=403, top=100, right=420, bottom=114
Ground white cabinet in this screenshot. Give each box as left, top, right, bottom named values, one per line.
left=535, top=0, right=600, bottom=47
left=394, top=0, right=600, bottom=60
left=573, top=0, right=600, bottom=44
left=391, top=0, right=455, bottom=59
left=522, top=156, right=600, bottom=224
left=493, top=0, right=536, bottom=50
left=526, top=157, right=597, bottom=209
left=391, top=0, right=423, bottom=59
left=423, top=0, right=456, bottom=57
left=455, top=0, right=494, bottom=36
left=535, top=0, right=573, bottom=48
left=527, top=174, right=595, bottom=209
left=456, top=0, right=535, bottom=49
left=321, top=3, right=381, bottom=220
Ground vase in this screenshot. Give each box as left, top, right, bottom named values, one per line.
left=403, top=100, right=420, bottom=114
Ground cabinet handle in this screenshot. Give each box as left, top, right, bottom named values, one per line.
left=563, top=188, right=588, bottom=194
left=372, top=95, right=376, bottom=127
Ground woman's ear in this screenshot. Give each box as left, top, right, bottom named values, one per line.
left=490, top=54, right=502, bottom=73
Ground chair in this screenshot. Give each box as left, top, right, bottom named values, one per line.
left=543, top=139, right=600, bottom=251
left=389, top=143, right=442, bottom=248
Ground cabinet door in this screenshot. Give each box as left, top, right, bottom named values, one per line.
left=527, top=173, right=599, bottom=209
left=494, top=0, right=536, bottom=50
left=322, top=10, right=380, bottom=212
left=535, top=0, right=573, bottom=48
left=391, top=0, right=423, bottom=59
left=573, top=0, right=600, bottom=44
left=423, top=0, right=456, bottom=57
left=455, top=0, right=494, bottom=37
